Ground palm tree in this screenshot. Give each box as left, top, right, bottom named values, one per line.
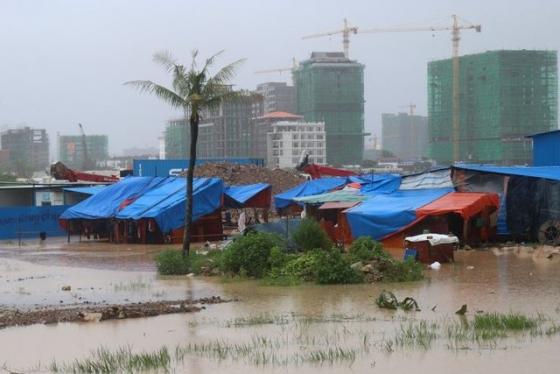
left=126, top=50, right=244, bottom=256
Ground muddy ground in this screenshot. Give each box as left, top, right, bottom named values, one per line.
left=0, top=296, right=227, bottom=329
left=0, top=238, right=559, bottom=373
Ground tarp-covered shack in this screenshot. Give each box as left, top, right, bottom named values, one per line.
left=224, top=183, right=271, bottom=208
left=274, top=177, right=348, bottom=212
left=60, top=176, right=225, bottom=243
left=452, top=164, right=560, bottom=243
left=382, top=192, right=499, bottom=248
left=344, top=188, right=453, bottom=240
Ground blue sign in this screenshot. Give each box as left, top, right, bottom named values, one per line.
left=0, top=205, right=70, bottom=239
left=133, top=158, right=265, bottom=177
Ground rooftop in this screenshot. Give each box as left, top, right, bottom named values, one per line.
left=258, top=111, right=303, bottom=120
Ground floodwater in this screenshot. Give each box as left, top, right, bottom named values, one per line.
left=0, top=238, right=560, bottom=373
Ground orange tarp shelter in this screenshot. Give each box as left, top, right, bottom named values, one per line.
left=381, top=192, right=499, bottom=249
left=416, top=192, right=499, bottom=220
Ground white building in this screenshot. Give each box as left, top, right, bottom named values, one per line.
left=266, top=121, right=326, bottom=168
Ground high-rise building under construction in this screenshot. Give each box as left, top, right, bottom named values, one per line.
left=428, top=50, right=558, bottom=165
left=294, top=52, right=364, bottom=165
left=382, top=112, right=428, bottom=161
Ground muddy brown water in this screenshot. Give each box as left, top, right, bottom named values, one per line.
left=0, top=239, right=559, bottom=373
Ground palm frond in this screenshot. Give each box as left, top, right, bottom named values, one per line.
left=153, top=51, right=178, bottom=73
left=201, top=50, right=225, bottom=74
left=124, top=80, right=187, bottom=109
left=190, top=50, right=199, bottom=70
left=210, top=58, right=246, bottom=85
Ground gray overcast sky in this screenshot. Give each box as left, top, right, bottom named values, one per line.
left=0, top=0, right=558, bottom=156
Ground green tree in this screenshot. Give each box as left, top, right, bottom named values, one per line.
left=126, top=50, right=244, bottom=256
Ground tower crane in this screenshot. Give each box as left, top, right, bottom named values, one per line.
left=302, top=15, right=481, bottom=162
left=399, top=103, right=417, bottom=116
left=254, top=58, right=298, bottom=76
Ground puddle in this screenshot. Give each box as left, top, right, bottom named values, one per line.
left=0, top=242, right=559, bottom=372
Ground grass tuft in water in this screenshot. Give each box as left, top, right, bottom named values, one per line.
left=50, top=346, right=171, bottom=373
left=473, top=312, right=538, bottom=331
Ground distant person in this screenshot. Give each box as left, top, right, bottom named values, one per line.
left=238, top=211, right=246, bottom=233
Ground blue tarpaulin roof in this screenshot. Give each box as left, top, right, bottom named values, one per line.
left=224, top=183, right=270, bottom=208
left=116, top=177, right=223, bottom=232
left=454, top=164, right=560, bottom=181
left=345, top=188, right=453, bottom=240
left=63, top=185, right=107, bottom=195
left=274, top=177, right=348, bottom=209
left=60, top=177, right=173, bottom=220
left=355, top=174, right=401, bottom=195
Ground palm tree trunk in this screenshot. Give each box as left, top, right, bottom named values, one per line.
left=182, top=115, right=199, bottom=257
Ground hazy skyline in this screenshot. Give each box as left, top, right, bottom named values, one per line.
left=1, top=0, right=558, bottom=156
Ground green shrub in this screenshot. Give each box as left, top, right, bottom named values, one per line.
left=347, top=237, right=389, bottom=263
left=220, top=232, right=283, bottom=278
left=189, top=250, right=223, bottom=275
left=291, top=218, right=332, bottom=251
left=267, top=246, right=289, bottom=269
left=155, top=249, right=190, bottom=275
left=383, top=257, right=424, bottom=282
left=314, top=248, right=363, bottom=284
left=283, top=250, right=322, bottom=281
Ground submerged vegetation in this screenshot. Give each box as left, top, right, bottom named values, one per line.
left=49, top=311, right=560, bottom=372
left=154, top=224, right=425, bottom=284
left=50, top=346, right=171, bottom=373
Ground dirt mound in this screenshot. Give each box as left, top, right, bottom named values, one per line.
left=0, top=296, right=228, bottom=329
left=193, top=163, right=304, bottom=195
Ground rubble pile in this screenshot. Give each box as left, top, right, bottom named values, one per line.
left=193, top=163, right=305, bottom=195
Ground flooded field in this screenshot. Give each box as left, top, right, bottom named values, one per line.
left=1, top=238, right=559, bottom=373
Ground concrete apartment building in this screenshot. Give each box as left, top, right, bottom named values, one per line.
left=256, top=82, right=296, bottom=114
left=0, top=127, right=49, bottom=175
left=58, top=134, right=109, bottom=169
left=294, top=52, right=365, bottom=165
left=252, top=111, right=303, bottom=160
left=266, top=120, right=326, bottom=168
left=165, top=91, right=263, bottom=159
left=382, top=112, right=428, bottom=160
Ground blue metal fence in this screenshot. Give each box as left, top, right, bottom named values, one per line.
left=0, top=205, right=69, bottom=239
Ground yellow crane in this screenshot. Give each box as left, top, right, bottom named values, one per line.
left=302, top=15, right=481, bottom=162
left=254, top=58, right=298, bottom=76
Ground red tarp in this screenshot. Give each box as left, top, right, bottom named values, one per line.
left=416, top=192, right=499, bottom=220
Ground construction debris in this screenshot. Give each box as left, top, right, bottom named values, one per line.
left=193, top=163, right=305, bottom=195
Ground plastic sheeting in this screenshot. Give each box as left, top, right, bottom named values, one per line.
left=356, top=174, right=401, bottom=195
left=60, top=177, right=173, bottom=220
left=452, top=168, right=509, bottom=235
left=116, top=177, right=224, bottom=233
left=345, top=188, right=452, bottom=240
left=416, top=192, right=499, bottom=220
left=506, top=176, right=560, bottom=240
left=224, top=183, right=271, bottom=208
left=454, top=164, right=560, bottom=181
left=347, top=174, right=400, bottom=192
left=274, top=177, right=348, bottom=209
left=63, top=186, right=107, bottom=195
left=400, top=168, right=454, bottom=190
left=293, top=189, right=367, bottom=204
